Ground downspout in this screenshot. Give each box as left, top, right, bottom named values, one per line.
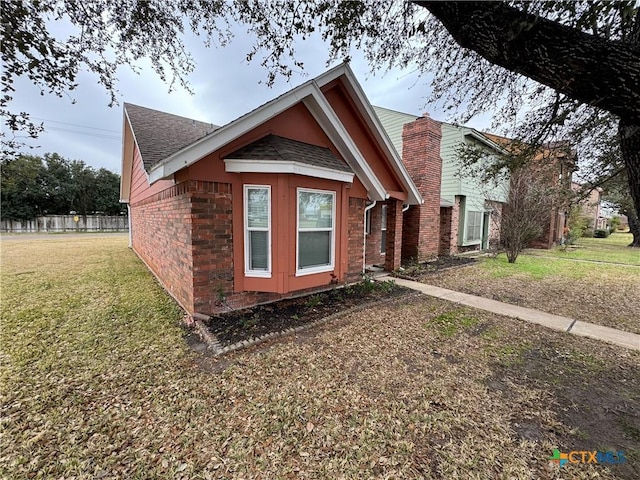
left=127, top=204, right=132, bottom=248
left=402, top=204, right=410, bottom=213
left=363, top=200, right=377, bottom=273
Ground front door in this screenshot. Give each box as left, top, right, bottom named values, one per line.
left=481, top=212, right=490, bottom=250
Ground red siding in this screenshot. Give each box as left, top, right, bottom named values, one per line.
left=129, top=146, right=175, bottom=204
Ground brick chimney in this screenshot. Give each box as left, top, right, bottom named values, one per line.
left=401, top=116, right=442, bottom=262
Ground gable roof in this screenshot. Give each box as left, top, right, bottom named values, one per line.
left=124, top=103, right=218, bottom=170
left=121, top=63, right=422, bottom=205
left=225, top=134, right=352, bottom=173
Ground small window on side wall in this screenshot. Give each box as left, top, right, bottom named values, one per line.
left=244, top=185, right=271, bottom=277
left=297, top=188, right=335, bottom=275
left=466, top=210, right=482, bottom=242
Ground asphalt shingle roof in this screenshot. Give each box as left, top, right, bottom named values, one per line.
left=225, top=134, right=352, bottom=173
left=124, top=103, right=218, bottom=171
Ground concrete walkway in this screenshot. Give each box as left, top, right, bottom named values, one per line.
left=384, top=276, right=640, bottom=351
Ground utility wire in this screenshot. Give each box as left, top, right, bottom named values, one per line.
left=31, top=117, right=120, bottom=134
left=45, top=126, right=120, bottom=141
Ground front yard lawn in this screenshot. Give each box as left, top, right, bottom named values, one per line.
left=527, top=232, right=640, bottom=266
left=408, top=243, right=640, bottom=335
left=2, top=236, right=639, bottom=479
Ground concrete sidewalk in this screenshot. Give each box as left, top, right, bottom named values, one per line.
left=384, top=276, right=640, bottom=351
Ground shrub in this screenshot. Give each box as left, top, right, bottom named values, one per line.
left=609, top=216, right=621, bottom=232
left=594, top=229, right=610, bottom=238
left=582, top=228, right=594, bottom=238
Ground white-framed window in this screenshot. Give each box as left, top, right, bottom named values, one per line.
left=244, top=185, right=271, bottom=277
left=466, top=210, right=482, bottom=243
left=380, top=204, right=388, bottom=254
left=296, top=188, right=335, bottom=275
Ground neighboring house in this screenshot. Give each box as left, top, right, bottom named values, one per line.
left=484, top=135, right=576, bottom=249
left=120, top=64, right=421, bottom=316
left=374, top=106, right=509, bottom=259
left=573, top=182, right=605, bottom=230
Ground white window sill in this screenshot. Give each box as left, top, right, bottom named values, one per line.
left=295, top=265, right=334, bottom=277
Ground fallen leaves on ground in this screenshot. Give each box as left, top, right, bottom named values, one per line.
left=1, top=236, right=639, bottom=479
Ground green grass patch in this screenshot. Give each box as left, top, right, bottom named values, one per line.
left=426, top=308, right=480, bottom=336
left=526, top=232, right=640, bottom=265
left=478, top=253, right=602, bottom=279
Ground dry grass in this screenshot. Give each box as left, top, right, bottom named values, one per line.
left=419, top=250, right=640, bottom=335
left=527, top=233, right=640, bottom=266
left=1, top=236, right=639, bottom=479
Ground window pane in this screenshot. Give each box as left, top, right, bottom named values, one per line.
left=249, top=231, right=268, bottom=270
left=466, top=211, right=481, bottom=241
left=298, top=191, right=333, bottom=228
left=247, top=188, right=268, bottom=228
left=299, top=231, right=330, bottom=268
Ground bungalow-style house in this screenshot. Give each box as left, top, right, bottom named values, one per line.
left=373, top=106, right=509, bottom=259
left=120, top=64, right=422, bottom=316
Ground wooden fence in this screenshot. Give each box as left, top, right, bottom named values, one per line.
left=1, top=215, right=129, bottom=233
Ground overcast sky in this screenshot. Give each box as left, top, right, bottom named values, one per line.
left=10, top=25, right=492, bottom=175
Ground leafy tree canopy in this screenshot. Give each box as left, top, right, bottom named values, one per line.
left=1, top=153, right=124, bottom=220
left=2, top=1, right=639, bottom=242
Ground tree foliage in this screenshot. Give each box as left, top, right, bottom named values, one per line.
left=2, top=0, right=639, bottom=241
left=1, top=153, right=124, bottom=220
left=500, top=168, right=560, bottom=263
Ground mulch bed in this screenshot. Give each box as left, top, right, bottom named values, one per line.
left=204, top=281, right=413, bottom=347
left=397, top=255, right=478, bottom=279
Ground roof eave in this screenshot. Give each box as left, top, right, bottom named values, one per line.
left=465, top=130, right=510, bottom=156
left=147, top=83, right=316, bottom=184
left=147, top=73, right=389, bottom=203
left=324, top=64, right=423, bottom=205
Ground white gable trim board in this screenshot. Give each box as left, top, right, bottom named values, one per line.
left=224, top=159, right=355, bottom=183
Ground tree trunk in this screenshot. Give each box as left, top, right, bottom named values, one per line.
left=619, top=118, right=640, bottom=247
left=416, top=1, right=640, bottom=123
left=418, top=1, right=640, bottom=233
left=626, top=211, right=640, bottom=247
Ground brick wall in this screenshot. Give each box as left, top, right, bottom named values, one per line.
left=384, top=199, right=403, bottom=271
left=365, top=203, right=385, bottom=267
left=485, top=201, right=504, bottom=250
left=131, top=180, right=373, bottom=316
left=439, top=206, right=453, bottom=255
left=401, top=115, right=442, bottom=263
left=440, top=196, right=462, bottom=255
left=190, top=182, right=234, bottom=314
left=130, top=180, right=233, bottom=315
left=347, top=197, right=365, bottom=281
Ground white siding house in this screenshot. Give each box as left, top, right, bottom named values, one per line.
left=374, top=105, right=510, bottom=254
